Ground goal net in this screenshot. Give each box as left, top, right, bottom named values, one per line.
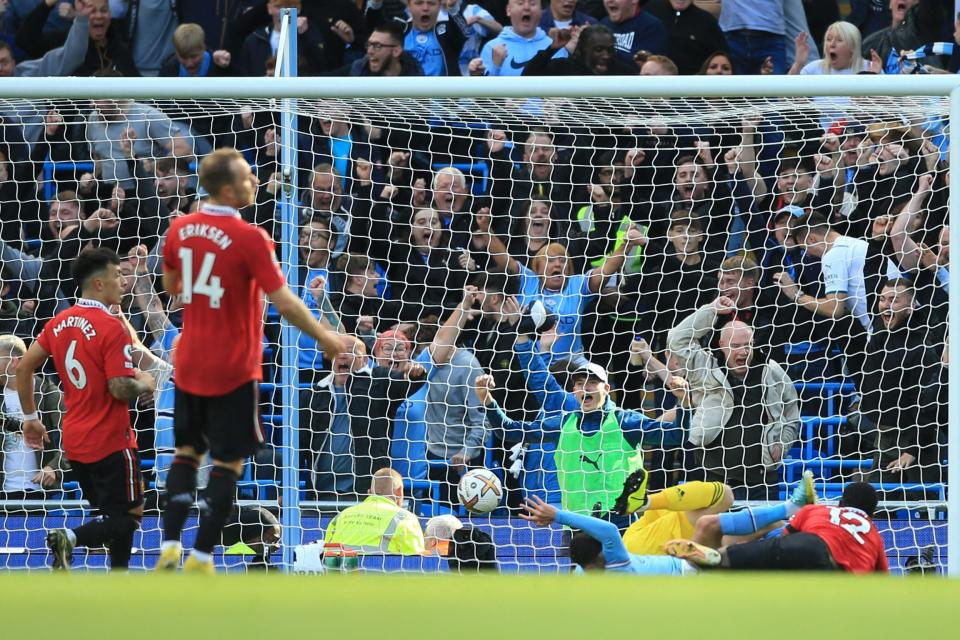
left=0, top=87, right=950, bottom=574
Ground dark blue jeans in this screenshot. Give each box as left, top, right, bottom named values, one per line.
left=725, top=30, right=787, bottom=75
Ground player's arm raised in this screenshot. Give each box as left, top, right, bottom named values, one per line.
left=268, top=285, right=347, bottom=362
left=15, top=340, right=51, bottom=450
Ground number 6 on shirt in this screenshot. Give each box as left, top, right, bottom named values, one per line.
left=64, top=339, right=87, bottom=390
left=178, top=247, right=225, bottom=308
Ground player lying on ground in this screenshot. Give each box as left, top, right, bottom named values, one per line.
left=614, top=468, right=818, bottom=556
left=665, top=482, right=889, bottom=573
left=17, top=248, right=156, bottom=571
left=520, top=495, right=696, bottom=575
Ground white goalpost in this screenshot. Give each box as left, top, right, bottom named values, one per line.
left=0, top=73, right=955, bottom=576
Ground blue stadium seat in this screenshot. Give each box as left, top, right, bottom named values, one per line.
left=781, top=457, right=874, bottom=483
left=42, top=161, right=95, bottom=202
left=800, top=416, right=846, bottom=458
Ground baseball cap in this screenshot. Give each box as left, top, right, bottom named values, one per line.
left=572, top=361, right=608, bottom=384
left=775, top=205, right=807, bottom=220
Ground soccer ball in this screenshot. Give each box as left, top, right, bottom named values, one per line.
left=457, top=468, right=503, bottom=514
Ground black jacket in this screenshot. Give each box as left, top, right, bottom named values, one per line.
left=522, top=44, right=639, bottom=76
left=639, top=242, right=720, bottom=340
left=646, top=0, right=726, bottom=75
left=301, top=366, right=422, bottom=496
left=861, top=0, right=944, bottom=64
left=384, top=243, right=472, bottom=321
left=239, top=24, right=327, bottom=76
left=848, top=161, right=920, bottom=240
left=328, top=290, right=407, bottom=335
left=860, top=315, right=940, bottom=458
left=234, top=0, right=369, bottom=71
left=362, top=203, right=474, bottom=321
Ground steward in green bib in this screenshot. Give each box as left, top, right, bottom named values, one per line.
left=324, top=468, right=426, bottom=555
left=570, top=201, right=645, bottom=275
left=477, top=309, right=684, bottom=524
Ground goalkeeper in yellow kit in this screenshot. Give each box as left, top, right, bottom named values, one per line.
left=614, top=468, right=818, bottom=555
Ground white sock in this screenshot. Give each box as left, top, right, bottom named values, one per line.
left=190, top=550, right=212, bottom=564
left=161, top=540, right=181, bottom=552
left=65, top=529, right=77, bottom=546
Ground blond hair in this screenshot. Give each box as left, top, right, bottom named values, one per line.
left=173, top=24, right=206, bottom=57
left=720, top=254, right=761, bottom=283
left=0, top=334, right=26, bottom=358
left=371, top=467, right=403, bottom=496
left=644, top=54, right=678, bottom=75
left=820, top=21, right=863, bottom=74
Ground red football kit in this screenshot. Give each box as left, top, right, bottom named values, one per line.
left=36, top=298, right=136, bottom=463
left=163, top=203, right=286, bottom=397
left=788, top=504, right=889, bottom=573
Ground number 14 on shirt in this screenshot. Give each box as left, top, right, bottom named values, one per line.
left=178, top=248, right=225, bottom=308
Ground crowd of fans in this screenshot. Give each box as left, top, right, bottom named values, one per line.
left=0, top=0, right=953, bottom=513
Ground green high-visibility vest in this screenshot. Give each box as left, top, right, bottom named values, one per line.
left=574, top=206, right=645, bottom=272
left=556, top=410, right=643, bottom=515
left=224, top=542, right=257, bottom=556
left=325, top=495, right=425, bottom=555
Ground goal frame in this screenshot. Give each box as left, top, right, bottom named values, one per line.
left=0, top=72, right=956, bottom=576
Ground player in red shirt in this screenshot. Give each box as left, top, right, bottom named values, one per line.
left=664, top=482, right=889, bottom=573
left=157, top=148, right=345, bottom=573
left=16, top=248, right=156, bottom=571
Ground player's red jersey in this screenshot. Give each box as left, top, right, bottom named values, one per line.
left=163, top=204, right=285, bottom=397
left=788, top=504, right=889, bottom=573
left=36, top=299, right=136, bottom=463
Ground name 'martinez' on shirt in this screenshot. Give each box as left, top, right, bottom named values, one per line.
left=51, top=315, right=96, bottom=340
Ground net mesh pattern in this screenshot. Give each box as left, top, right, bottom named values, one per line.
left=0, top=93, right=949, bottom=574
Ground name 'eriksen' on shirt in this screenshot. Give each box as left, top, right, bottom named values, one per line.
left=178, top=223, right=233, bottom=250
left=51, top=315, right=96, bottom=340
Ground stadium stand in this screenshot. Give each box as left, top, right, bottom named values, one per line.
left=0, top=0, right=954, bottom=574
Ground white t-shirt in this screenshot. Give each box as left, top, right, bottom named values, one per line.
left=821, top=235, right=899, bottom=331
left=2, top=387, right=40, bottom=492
left=799, top=59, right=871, bottom=75
left=270, top=29, right=281, bottom=56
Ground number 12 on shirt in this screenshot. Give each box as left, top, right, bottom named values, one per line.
left=828, top=507, right=870, bottom=545
left=178, top=248, right=225, bottom=308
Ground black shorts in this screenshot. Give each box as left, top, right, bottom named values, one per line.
left=70, top=448, right=143, bottom=515
left=174, top=381, right=264, bottom=462
left=725, top=532, right=839, bottom=571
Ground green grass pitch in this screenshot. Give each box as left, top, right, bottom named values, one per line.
left=2, top=573, right=959, bottom=638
